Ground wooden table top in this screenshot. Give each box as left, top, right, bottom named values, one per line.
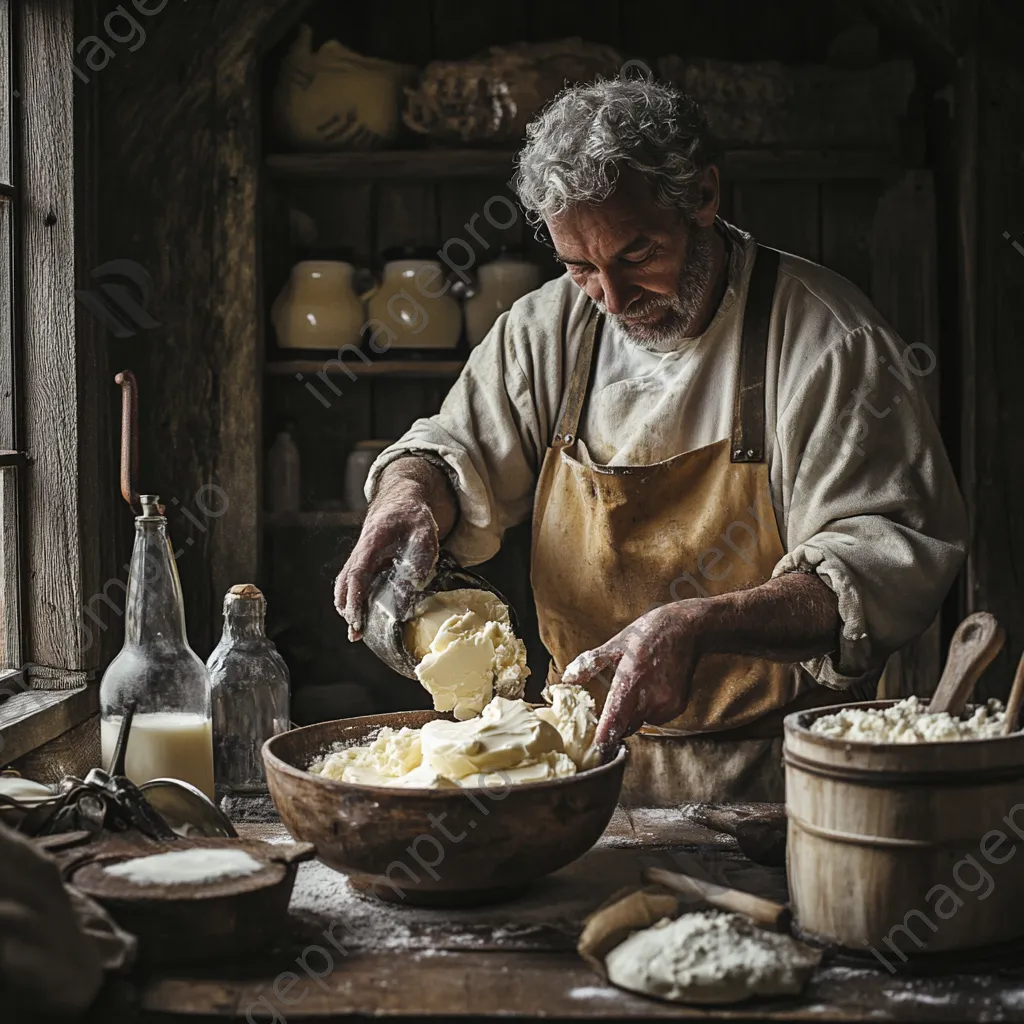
left=125, top=805, right=1024, bottom=1022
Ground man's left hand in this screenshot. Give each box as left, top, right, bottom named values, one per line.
left=562, top=602, right=704, bottom=763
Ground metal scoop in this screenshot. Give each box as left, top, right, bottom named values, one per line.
left=361, top=549, right=519, bottom=678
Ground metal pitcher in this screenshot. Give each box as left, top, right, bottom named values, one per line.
left=361, top=549, right=518, bottom=679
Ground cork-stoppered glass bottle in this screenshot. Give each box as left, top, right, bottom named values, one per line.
left=207, top=585, right=290, bottom=797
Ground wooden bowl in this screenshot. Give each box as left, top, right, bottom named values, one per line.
left=57, top=835, right=315, bottom=966
left=263, top=710, right=627, bottom=906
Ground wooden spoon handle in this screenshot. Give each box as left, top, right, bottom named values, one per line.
left=928, top=612, right=1005, bottom=716
left=1004, top=652, right=1024, bottom=735
left=641, top=866, right=792, bottom=933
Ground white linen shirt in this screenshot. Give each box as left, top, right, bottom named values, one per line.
left=366, top=221, right=968, bottom=688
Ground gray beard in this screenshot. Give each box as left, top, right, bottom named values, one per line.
left=603, top=228, right=717, bottom=351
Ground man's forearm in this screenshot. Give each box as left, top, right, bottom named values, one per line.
left=694, top=571, right=841, bottom=663
left=373, top=456, right=458, bottom=540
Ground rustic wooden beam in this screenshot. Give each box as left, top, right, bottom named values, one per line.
left=19, top=0, right=86, bottom=674
left=0, top=686, right=97, bottom=766
left=266, top=149, right=904, bottom=182
left=957, top=51, right=979, bottom=613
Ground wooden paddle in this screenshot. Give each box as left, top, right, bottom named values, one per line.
left=641, top=866, right=792, bottom=933
left=927, top=612, right=1004, bottom=716
left=1003, top=651, right=1024, bottom=735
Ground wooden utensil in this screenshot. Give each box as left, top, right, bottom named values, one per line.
left=928, top=612, right=1004, bottom=716
left=689, top=804, right=787, bottom=867
left=1004, top=652, right=1024, bottom=735
left=641, top=866, right=792, bottom=933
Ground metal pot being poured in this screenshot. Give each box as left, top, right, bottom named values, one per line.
left=361, top=549, right=520, bottom=680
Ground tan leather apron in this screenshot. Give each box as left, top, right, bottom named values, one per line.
left=531, top=245, right=866, bottom=805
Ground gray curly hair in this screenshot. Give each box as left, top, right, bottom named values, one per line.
left=513, top=78, right=718, bottom=228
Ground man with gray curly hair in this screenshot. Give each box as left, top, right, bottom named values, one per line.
left=337, top=79, right=966, bottom=802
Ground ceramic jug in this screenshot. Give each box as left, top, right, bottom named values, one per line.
left=465, top=251, right=541, bottom=347
left=272, top=261, right=368, bottom=351
left=366, top=254, right=462, bottom=351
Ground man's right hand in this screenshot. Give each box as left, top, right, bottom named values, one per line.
left=334, top=457, right=456, bottom=641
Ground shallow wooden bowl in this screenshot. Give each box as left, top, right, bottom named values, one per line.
left=263, top=710, right=627, bottom=907
left=58, top=835, right=315, bottom=966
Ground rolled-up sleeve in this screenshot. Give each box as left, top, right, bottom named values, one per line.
left=364, top=309, right=545, bottom=566
left=771, top=325, right=967, bottom=688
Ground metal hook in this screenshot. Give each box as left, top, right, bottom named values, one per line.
left=115, top=371, right=164, bottom=517
left=114, top=370, right=141, bottom=515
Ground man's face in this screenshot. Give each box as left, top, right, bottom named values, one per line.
left=546, top=166, right=720, bottom=347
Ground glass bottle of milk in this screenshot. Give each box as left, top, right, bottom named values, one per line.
left=99, top=494, right=215, bottom=800
left=207, top=584, right=290, bottom=798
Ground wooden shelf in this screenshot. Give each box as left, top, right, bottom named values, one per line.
left=264, top=511, right=362, bottom=529
left=266, top=149, right=516, bottom=180
left=266, top=359, right=465, bottom=379
left=266, top=148, right=901, bottom=182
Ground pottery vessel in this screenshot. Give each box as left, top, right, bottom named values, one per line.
left=271, top=261, right=367, bottom=351
left=465, top=253, right=540, bottom=347
left=274, top=24, right=414, bottom=150
left=366, top=258, right=462, bottom=351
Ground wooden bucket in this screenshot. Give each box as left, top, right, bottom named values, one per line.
left=784, top=701, right=1024, bottom=960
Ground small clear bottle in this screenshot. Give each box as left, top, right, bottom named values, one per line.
left=99, top=495, right=215, bottom=799
left=207, top=585, right=290, bottom=798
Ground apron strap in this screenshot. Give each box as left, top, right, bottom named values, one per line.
left=731, top=245, right=781, bottom=465
left=552, top=301, right=602, bottom=449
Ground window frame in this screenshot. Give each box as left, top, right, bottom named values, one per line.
left=0, top=0, right=25, bottom=674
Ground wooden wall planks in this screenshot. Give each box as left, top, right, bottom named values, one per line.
left=375, top=183, right=440, bottom=253
left=94, top=0, right=298, bottom=656
left=528, top=0, right=620, bottom=45
left=20, top=0, right=87, bottom=680
left=822, top=181, right=888, bottom=296
left=431, top=0, right=530, bottom=59
left=732, top=181, right=821, bottom=263
left=967, top=42, right=1024, bottom=699
left=436, top=180, right=525, bottom=263
left=871, top=171, right=942, bottom=699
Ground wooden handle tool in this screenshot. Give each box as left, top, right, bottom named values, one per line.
left=641, top=866, right=792, bottom=933
left=1003, top=652, right=1024, bottom=735
left=928, top=612, right=1004, bottom=716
